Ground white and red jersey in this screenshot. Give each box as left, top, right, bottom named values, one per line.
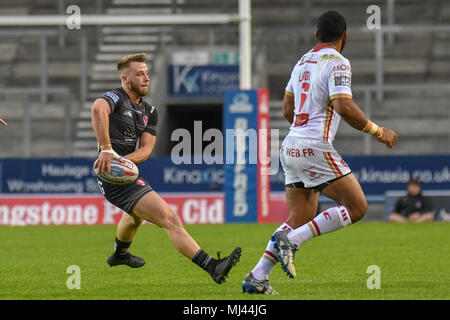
left=285, top=44, right=352, bottom=144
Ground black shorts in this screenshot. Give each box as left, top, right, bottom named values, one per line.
left=97, top=175, right=153, bottom=214
left=285, top=172, right=351, bottom=192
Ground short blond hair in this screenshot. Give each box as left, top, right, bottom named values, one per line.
left=117, top=53, right=147, bottom=75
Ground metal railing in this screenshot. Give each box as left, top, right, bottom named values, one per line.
left=271, top=83, right=450, bottom=157
left=353, top=83, right=450, bottom=154
left=0, top=30, right=89, bottom=107
left=0, top=87, right=72, bottom=158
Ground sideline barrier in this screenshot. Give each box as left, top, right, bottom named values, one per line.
left=0, top=193, right=288, bottom=226
left=1, top=155, right=450, bottom=224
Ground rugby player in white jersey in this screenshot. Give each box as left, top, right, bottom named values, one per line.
left=242, top=11, right=398, bottom=294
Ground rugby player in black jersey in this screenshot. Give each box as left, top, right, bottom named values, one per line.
left=91, top=53, right=241, bottom=284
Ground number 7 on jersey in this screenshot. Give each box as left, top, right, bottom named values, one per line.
left=295, top=72, right=310, bottom=127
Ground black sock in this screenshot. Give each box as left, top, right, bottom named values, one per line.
left=192, top=249, right=216, bottom=274
left=114, top=237, right=131, bottom=256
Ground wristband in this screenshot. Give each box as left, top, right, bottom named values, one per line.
left=100, top=149, right=120, bottom=159
left=363, top=120, right=383, bottom=138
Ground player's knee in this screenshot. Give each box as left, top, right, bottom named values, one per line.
left=348, top=198, right=368, bottom=223
left=160, top=206, right=182, bottom=230
left=131, top=214, right=144, bottom=227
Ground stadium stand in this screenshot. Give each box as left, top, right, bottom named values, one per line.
left=0, top=0, right=449, bottom=158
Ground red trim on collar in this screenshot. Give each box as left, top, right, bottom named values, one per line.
left=312, top=43, right=335, bottom=52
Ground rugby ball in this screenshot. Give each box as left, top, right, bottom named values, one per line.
left=94, top=157, right=139, bottom=185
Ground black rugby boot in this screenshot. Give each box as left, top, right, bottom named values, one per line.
left=107, top=252, right=145, bottom=268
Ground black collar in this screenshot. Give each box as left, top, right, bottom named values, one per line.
left=119, top=87, right=143, bottom=106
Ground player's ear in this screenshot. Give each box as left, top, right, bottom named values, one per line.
left=342, top=31, right=348, bottom=43
left=315, top=31, right=319, bottom=41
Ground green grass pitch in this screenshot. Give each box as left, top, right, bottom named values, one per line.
left=0, top=222, right=449, bottom=300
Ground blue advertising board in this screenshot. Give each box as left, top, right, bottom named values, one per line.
left=0, top=157, right=224, bottom=194
left=346, top=155, right=450, bottom=194
left=270, top=155, right=450, bottom=195
left=223, top=90, right=259, bottom=223
left=223, top=89, right=272, bottom=223
left=168, top=65, right=239, bottom=98
left=1, top=155, right=450, bottom=197
left=0, top=158, right=99, bottom=194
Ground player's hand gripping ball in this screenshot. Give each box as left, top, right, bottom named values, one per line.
left=94, top=156, right=139, bottom=185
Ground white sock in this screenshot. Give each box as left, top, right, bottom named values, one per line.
left=287, top=206, right=352, bottom=246
left=251, top=223, right=293, bottom=280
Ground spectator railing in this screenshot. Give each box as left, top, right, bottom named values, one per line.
left=0, top=87, right=72, bottom=158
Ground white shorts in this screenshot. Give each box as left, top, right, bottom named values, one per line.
left=280, top=134, right=352, bottom=190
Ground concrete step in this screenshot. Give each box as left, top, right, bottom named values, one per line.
left=338, top=118, right=450, bottom=137
left=267, top=58, right=427, bottom=76
left=372, top=97, right=450, bottom=117
left=431, top=42, right=450, bottom=58
left=76, top=121, right=93, bottom=129
left=89, top=81, right=121, bottom=90
left=71, top=149, right=99, bottom=159
left=13, top=62, right=81, bottom=79
left=99, top=44, right=157, bottom=53
left=95, top=53, right=155, bottom=62
left=90, top=72, right=122, bottom=81
left=430, top=60, right=450, bottom=74
left=79, top=110, right=92, bottom=119
left=88, top=91, right=107, bottom=100
left=113, top=0, right=185, bottom=5
left=102, top=35, right=169, bottom=43
left=0, top=102, right=78, bottom=119
left=92, top=63, right=118, bottom=72
left=74, top=140, right=98, bottom=149
left=0, top=6, right=30, bottom=15
left=334, top=135, right=450, bottom=156
left=101, top=26, right=173, bottom=35
left=0, top=43, right=19, bottom=62
left=76, top=130, right=96, bottom=139
left=106, top=7, right=176, bottom=15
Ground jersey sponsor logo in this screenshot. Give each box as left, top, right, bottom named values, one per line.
left=143, top=115, right=148, bottom=126
left=123, top=129, right=137, bottom=142
left=293, top=113, right=309, bottom=127
left=302, top=166, right=324, bottom=182
left=123, top=109, right=133, bottom=118
left=136, top=178, right=145, bottom=186
left=333, top=72, right=351, bottom=87
left=104, top=91, right=120, bottom=104
left=284, top=147, right=314, bottom=158
left=333, top=64, right=351, bottom=72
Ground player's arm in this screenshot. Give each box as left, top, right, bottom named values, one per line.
left=282, top=91, right=295, bottom=124
left=332, top=97, right=398, bottom=148
left=125, top=132, right=156, bottom=164
left=0, top=117, right=7, bottom=126
left=91, top=98, right=115, bottom=175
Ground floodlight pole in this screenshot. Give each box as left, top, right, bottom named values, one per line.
left=239, top=0, right=252, bottom=90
